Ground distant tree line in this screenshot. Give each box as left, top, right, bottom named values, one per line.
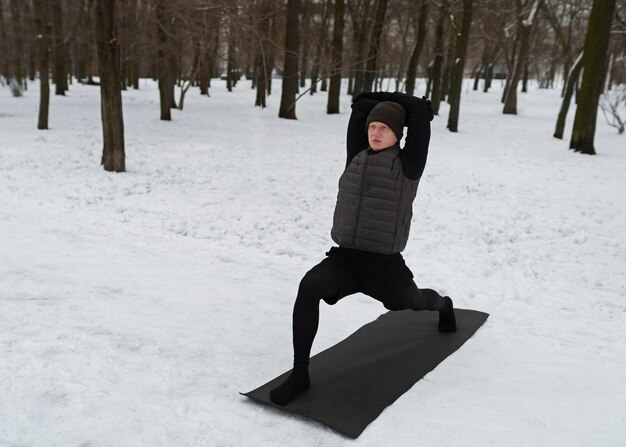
left=0, top=0, right=624, bottom=171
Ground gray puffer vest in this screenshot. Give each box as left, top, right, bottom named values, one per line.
left=331, top=146, right=419, bottom=254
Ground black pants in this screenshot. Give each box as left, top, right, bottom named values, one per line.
left=292, top=247, right=446, bottom=368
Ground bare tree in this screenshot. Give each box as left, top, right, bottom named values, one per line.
left=199, top=7, right=221, bottom=96
left=310, top=0, right=331, bottom=95
left=499, top=3, right=520, bottom=103
left=178, top=49, right=202, bottom=110
left=554, top=50, right=583, bottom=139
left=405, top=0, right=429, bottom=96
left=33, top=0, right=51, bottom=130
left=0, top=0, right=10, bottom=82
left=383, top=0, right=413, bottom=93
left=255, top=0, right=274, bottom=108
left=9, top=0, right=24, bottom=88
left=279, top=0, right=301, bottom=119
left=51, top=0, right=68, bottom=95
left=94, top=0, right=125, bottom=172
left=327, top=0, right=345, bottom=114
left=605, top=16, right=626, bottom=89
left=503, top=0, right=541, bottom=114
left=298, top=0, right=312, bottom=89
left=225, top=0, right=239, bottom=92
left=361, top=0, right=388, bottom=93
left=570, top=0, right=617, bottom=154
left=266, top=2, right=280, bottom=96
left=155, top=0, right=177, bottom=120
left=429, top=0, right=448, bottom=114
left=540, top=0, right=589, bottom=94
left=4, top=0, right=619, bottom=131
left=599, top=85, right=626, bottom=134
left=72, top=0, right=94, bottom=83
left=447, top=0, right=475, bottom=132
left=471, top=3, right=503, bottom=95
left=347, top=0, right=373, bottom=97
left=118, top=0, right=143, bottom=90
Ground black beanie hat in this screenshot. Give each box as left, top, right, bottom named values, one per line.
left=366, top=101, right=406, bottom=140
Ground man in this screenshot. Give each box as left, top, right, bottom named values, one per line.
left=270, top=91, right=457, bottom=406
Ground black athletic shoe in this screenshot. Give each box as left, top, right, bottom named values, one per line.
left=438, top=296, right=457, bottom=333
left=269, top=367, right=310, bottom=406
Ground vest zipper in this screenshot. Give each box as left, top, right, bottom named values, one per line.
left=352, top=153, right=369, bottom=247
left=392, top=171, right=403, bottom=251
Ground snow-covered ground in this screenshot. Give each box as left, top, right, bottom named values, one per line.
left=1, top=78, right=624, bottom=447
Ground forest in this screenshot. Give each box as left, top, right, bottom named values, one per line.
left=1, top=3, right=625, bottom=444
left=1, top=0, right=624, bottom=170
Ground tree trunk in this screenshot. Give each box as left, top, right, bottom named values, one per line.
left=129, top=0, right=141, bottom=90
left=85, top=0, right=97, bottom=84
left=226, top=14, right=236, bottom=92
left=155, top=0, right=174, bottom=120
left=361, top=0, right=388, bottom=93
left=255, top=0, right=272, bottom=108
left=168, top=36, right=178, bottom=108
left=34, top=0, right=51, bottom=130
left=472, top=63, right=481, bottom=91
left=310, top=0, right=331, bottom=95
left=348, top=1, right=373, bottom=98
left=9, top=0, right=24, bottom=85
left=278, top=0, right=300, bottom=119
left=74, top=0, right=87, bottom=81
left=347, top=73, right=353, bottom=95
left=197, top=10, right=212, bottom=96
left=569, top=0, right=616, bottom=154
left=501, top=23, right=520, bottom=104
left=0, top=3, right=8, bottom=81
left=266, top=5, right=279, bottom=97
left=327, top=0, right=344, bottom=114
left=484, top=62, right=493, bottom=92
left=199, top=60, right=209, bottom=95
left=502, top=22, right=529, bottom=113
left=202, top=12, right=221, bottom=96
left=299, top=0, right=311, bottom=89
left=94, top=0, right=125, bottom=172
left=554, top=51, right=583, bottom=139
left=503, top=0, right=540, bottom=115
left=405, top=0, right=429, bottom=96
left=178, top=47, right=202, bottom=111
left=198, top=12, right=210, bottom=96
left=254, top=53, right=266, bottom=107
left=605, top=52, right=615, bottom=91
left=120, top=45, right=128, bottom=91
left=394, top=9, right=412, bottom=92
left=522, top=60, right=529, bottom=92
left=441, top=34, right=455, bottom=102
left=447, top=0, right=474, bottom=132
left=51, top=0, right=68, bottom=95
left=476, top=40, right=491, bottom=92
left=429, top=0, right=447, bottom=114
left=483, top=47, right=500, bottom=92
left=178, top=80, right=192, bottom=111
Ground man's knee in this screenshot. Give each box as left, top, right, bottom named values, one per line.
left=381, top=285, right=423, bottom=311
left=296, top=265, right=337, bottom=305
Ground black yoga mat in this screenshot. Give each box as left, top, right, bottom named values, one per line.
left=242, top=308, right=489, bottom=438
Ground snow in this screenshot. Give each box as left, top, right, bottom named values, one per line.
left=1, top=78, right=625, bottom=446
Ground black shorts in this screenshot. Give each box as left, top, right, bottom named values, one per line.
left=319, top=246, right=419, bottom=311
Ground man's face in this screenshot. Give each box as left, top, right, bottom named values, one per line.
left=368, top=122, right=397, bottom=151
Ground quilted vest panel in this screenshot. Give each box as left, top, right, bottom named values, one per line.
left=331, top=147, right=419, bottom=254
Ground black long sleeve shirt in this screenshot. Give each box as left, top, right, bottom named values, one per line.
left=345, top=94, right=431, bottom=181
